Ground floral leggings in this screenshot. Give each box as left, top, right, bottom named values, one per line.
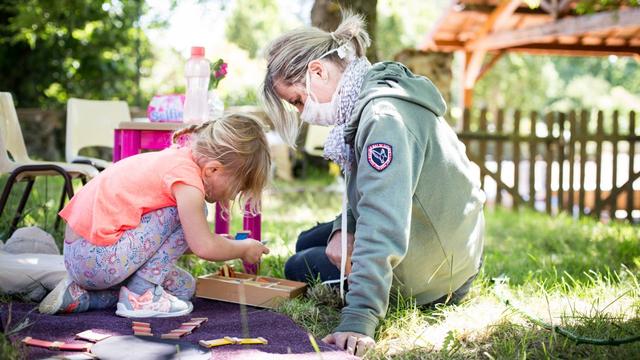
left=64, top=207, right=195, bottom=301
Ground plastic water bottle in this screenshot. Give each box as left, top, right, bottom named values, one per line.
left=183, top=46, right=210, bottom=125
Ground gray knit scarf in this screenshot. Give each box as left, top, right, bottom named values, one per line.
left=323, top=57, right=371, bottom=173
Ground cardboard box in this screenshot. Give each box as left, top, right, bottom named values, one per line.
left=195, top=273, right=307, bottom=309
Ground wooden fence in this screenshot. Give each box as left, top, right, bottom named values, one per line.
left=458, top=108, right=640, bottom=222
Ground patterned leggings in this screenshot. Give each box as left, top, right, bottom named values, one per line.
left=64, top=207, right=195, bottom=301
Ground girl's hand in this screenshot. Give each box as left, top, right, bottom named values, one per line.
left=241, top=239, right=270, bottom=264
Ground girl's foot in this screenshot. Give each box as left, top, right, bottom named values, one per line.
left=115, top=285, right=193, bottom=318
left=39, top=276, right=90, bottom=314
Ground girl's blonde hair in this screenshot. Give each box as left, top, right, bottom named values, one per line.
left=261, top=11, right=370, bottom=146
left=172, top=113, right=271, bottom=214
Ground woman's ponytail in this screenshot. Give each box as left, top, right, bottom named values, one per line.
left=330, top=11, right=371, bottom=58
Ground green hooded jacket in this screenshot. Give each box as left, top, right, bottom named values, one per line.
left=331, top=62, right=485, bottom=337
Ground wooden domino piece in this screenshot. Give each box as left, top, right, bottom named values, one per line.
left=199, top=337, right=235, bottom=348
left=160, top=333, right=183, bottom=340
left=131, top=320, right=152, bottom=336
left=75, top=330, right=111, bottom=343
left=237, top=337, right=268, bottom=345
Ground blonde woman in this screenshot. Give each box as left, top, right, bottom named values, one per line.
left=40, top=114, right=271, bottom=318
left=262, top=12, right=485, bottom=355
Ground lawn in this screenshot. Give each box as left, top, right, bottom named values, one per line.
left=1, top=172, right=640, bottom=359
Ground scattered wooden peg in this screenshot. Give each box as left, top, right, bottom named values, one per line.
left=237, top=337, right=268, bottom=345
left=199, top=336, right=268, bottom=348
left=199, top=337, right=236, bottom=348
left=131, top=320, right=152, bottom=336
left=75, top=330, right=112, bottom=343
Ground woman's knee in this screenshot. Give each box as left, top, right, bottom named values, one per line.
left=284, top=253, right=308, bottom=282
left=295, top=222, right=333, bottom=252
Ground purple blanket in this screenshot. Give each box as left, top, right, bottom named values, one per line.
left=1, top=298, right=356, bottom=359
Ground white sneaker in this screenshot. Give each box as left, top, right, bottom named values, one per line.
left=115, top=285, right=192, bottom=318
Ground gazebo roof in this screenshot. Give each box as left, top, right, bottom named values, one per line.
left=420, top=0, right=640, bottom=108
left=422, top=0, right=640, bottom=57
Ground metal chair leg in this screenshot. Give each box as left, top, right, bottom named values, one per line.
left=10, top=178, right=35, bottom=235
left=0, top=173, right=19, bottom=218
left=54, top=174, right=76, bottom=230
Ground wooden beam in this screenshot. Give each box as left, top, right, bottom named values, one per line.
left=477, top=51, right=505, bottom=81
left=475, top=0, right=523, bottom=38
left=511, top=42, right=640, bottom=57
left=468, top=7, right=640, bottom=51
left=433, top=39, right=640, bottom=57
left=464, top=1, right=521, bottom=91
left=458, top=3, right=550, bottom=15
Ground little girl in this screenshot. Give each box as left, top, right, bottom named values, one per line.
left=39, top=113, right=271, bottom=318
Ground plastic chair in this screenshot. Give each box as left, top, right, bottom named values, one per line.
left=0, top=92, right=99, bottom=234
left=66, top=98, right=131, bottom=170
left=304, top=124, right=331, bottom=157
left=299, top=124, right=331, bottom=177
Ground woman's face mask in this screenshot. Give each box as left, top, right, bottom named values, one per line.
left=300, top=66, right=340, bottom=126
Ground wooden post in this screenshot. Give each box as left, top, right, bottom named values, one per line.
left=579, top=110, right=588, bottom=217
left=611, top=110, right=619, bottom=218
left=496, top=109, right=505, bottom=206
left=462, top=108, right=471, bottom=151
left=628, top=111, right=636, bottom=222
left=479, top=109, right=488, bottom=191
left=568, top=111, right=576, bottom=214
left=529, top=111, right=537, bottom=208
left=557, top=112, right=566, bottom=212
left=513, top=110, right=522, bottom=209
left=594, top=111, right=604, bottom=218
left=545, top=112, right=554, bottom=215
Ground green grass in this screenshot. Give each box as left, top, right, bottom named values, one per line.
left=2, top=173, right=640, bottom=359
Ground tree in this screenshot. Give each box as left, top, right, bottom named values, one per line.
left=226, top=0, right=299, bottom=59
left=0, top=0, right=161, bottom=108
left=311, top=0, right=378, bottom=62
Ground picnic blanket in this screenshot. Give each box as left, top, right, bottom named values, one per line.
left=1, top=298, right=357, bottom=359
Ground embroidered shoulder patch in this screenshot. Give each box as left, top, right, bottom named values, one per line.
left=367, top=143, right=393, bottom=171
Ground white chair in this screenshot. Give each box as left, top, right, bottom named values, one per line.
left=304, top=124, right=331, bottom=157
left=66, top=98, right=130, bottom=170
left=0, top=92, right=98, bottom=234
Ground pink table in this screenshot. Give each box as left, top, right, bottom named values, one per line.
left=113, top=122, right=261, bottom=272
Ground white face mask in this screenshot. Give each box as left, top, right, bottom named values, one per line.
left=300, top=68, right=339, bottom=126
left=299, top=43, right=355, bottom=127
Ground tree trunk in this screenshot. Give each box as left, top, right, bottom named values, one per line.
left=311, top=0, right=378, bottom=62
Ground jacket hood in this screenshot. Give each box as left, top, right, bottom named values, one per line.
left=346, top=61, right=447, bottom=140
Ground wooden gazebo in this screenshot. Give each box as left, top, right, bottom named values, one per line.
left=421, top=0, right=640, bottom=108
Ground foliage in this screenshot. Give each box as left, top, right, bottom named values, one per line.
left=576, top=0, right=640, bottom=14
left=225, top=0, right=298, bottom=59
left=376, top=0, right=448, bottom=60
left=474, top=54, right=640, bottom=114
left=0, top=0, right=169, bottom=108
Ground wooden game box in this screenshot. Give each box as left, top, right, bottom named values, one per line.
left=195, top=273, right=307, bottom=309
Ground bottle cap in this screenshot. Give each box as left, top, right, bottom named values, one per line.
left=191, top=46, right=205, bottom=57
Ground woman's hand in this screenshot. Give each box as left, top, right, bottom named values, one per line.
left=241, top=239, right=270, bottom=264
left=323, top=331, right=375, bottom=356
left=326, top=230, right=355, bottom=273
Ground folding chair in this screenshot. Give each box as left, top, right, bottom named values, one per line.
left=300, top=124, right=331, bottom=177
left=304, top=124, right=331, bottom=158
left=0, top=92, right=99, bottom=235
left=66, top=98, right=130, bottom=170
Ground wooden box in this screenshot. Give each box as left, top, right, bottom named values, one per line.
left=195, top=273, right=307, bottom=309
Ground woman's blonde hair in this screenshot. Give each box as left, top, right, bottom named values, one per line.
left=261, top=11, right=370, bottom=146
left=172, top=113, right=271, bottom=214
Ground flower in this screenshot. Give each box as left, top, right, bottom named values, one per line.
left=210, top=58, right=227, bottom=89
